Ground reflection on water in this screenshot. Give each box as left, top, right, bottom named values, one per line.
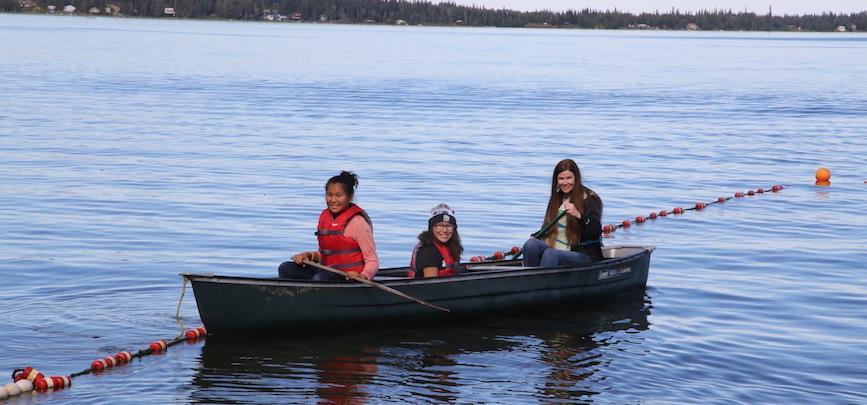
left=190, top=292, right=650, bottom=403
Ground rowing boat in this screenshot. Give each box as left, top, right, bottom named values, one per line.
left=182, top=245, right=654, bottom=334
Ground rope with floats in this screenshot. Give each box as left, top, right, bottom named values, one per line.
left=4, top=327, right=208, bottom=397
left=467, top=184, right=784, bottom=263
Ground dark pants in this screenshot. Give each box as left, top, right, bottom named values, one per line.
left=522, top=238, right=592, bottom=268
left=278, top=262, right=346, bottom=282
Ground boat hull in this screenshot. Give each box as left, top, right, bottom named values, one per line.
left=184, top=246, right=653, bottom=334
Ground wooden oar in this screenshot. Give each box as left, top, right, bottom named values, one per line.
left=531, top=210, right=567, bottom=239
left=303, top=260, right=450, bottom=312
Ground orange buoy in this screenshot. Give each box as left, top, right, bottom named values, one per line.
left=510, top=246, right=521, bottom=255
left=815, top=167, right=831, bottom=182
left=621, top=220, right=631, bottom=228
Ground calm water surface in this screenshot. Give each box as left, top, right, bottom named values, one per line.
left=1, top=13, right=866, bottom=403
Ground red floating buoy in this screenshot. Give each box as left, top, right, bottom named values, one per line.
left=510, top=246, right=521, bottom=255
left=114, top=351, right=132, bottom=364
left=717, top=197, right=726, bottom=203
left=635, top=216, right=645, bottom=224
left=149, top=340, right=168, bottom=352
left=772, top=185, right=784, bottom=192
left=747, top=190, right=755, bottom=196
left=492, top=251, right=505, bottom=260
left=18, top=367, right=44, bottom=382
left=90, top=359, right=106, bottom=371
left=648, top=212, right=657, bottom=220
left=673, top=207, right=684, bottom=214
left=185, top=327, right=207, bottom=341
left=621, top=220, right=631, bottom=228
left=756, top=188, right=764, bottom=194
left=735, top=192, right=744, bottom=198
left=658, top=210, right=668, bottom=217
left=34, top=376, right=72, bottom=392
left=469, top=256, right=480, bottom=262
left=603, top=224, right=616, bottom=233
left=695, top=202, right=706, bottom=210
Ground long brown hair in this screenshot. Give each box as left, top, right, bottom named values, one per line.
left=544, top=159, right=586, bottom=247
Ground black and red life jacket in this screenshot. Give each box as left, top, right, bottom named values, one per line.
left=408, top=241, right=458, bottom=278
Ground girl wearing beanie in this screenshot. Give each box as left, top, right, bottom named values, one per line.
left=409, top=203, right=463, bottom=278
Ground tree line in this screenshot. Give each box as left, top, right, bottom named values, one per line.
left=4, top=0, right=866, bottom=31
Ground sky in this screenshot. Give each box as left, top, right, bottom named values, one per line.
left=445, top=0, right=866, bottom=15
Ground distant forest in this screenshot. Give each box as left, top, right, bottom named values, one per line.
left=4, top=0, right=867, bottom=32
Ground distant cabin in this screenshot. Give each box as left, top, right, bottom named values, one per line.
left=63, top=5, right=75, bottom=13
left=835, top=25, right=846, bottom=32
left=686, top=23, right=700, bottom=31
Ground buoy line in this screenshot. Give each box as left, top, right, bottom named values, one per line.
left=5, top=327, right=207, bottom=397
left=467, top=184, right=785, bottom=262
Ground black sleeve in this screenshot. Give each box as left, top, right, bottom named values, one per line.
left=577, top=192, right=603, bottom=244
left=580, top=210, right=602, bottom=242
left=414, top=244, right=443, bottom=271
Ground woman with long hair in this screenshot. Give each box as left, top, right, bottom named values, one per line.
left=278, top=171, right=379, bottom=281
left=522, top=159, right=603, bottom=267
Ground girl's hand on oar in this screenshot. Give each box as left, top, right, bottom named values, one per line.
left=344, top=271, right=369, bottom=280
left=292, top=251, right=319, bottom=265
left=563, top=200, right=581, bottom=219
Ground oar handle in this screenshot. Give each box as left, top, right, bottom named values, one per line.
left=303, top=260, right=450, bottom=312
left=531, top=211, right=567, bottom=239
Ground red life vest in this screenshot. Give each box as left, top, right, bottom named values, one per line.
left=316, top=204, right=370, bottom=274
left=408, top=241, right=458, bottom=278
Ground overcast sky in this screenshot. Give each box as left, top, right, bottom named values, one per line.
left=446, top=0, right=866, bottom=15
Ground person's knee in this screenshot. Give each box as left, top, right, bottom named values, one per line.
left=540, top=250, right=560, bottom=267
left=279, top=262, right=309, bottom=279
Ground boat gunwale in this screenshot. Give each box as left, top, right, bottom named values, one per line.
left=181, top=245, right=654, bottom=288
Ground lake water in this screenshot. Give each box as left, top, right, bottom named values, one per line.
left=1, top=13, right=866, bottom=403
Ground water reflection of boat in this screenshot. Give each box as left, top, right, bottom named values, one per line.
left=183, top=246, right=653, bottom=334
left=188, top=292, right=651, bottom=403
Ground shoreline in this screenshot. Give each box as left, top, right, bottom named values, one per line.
left=2, top=9, right=864, bottom=33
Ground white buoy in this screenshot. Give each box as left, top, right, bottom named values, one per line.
left=4, top=382, right=21, bottom=396
left=0, top=385, right=9, bottom=399
left=16, top=379, right=34, bottom=393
